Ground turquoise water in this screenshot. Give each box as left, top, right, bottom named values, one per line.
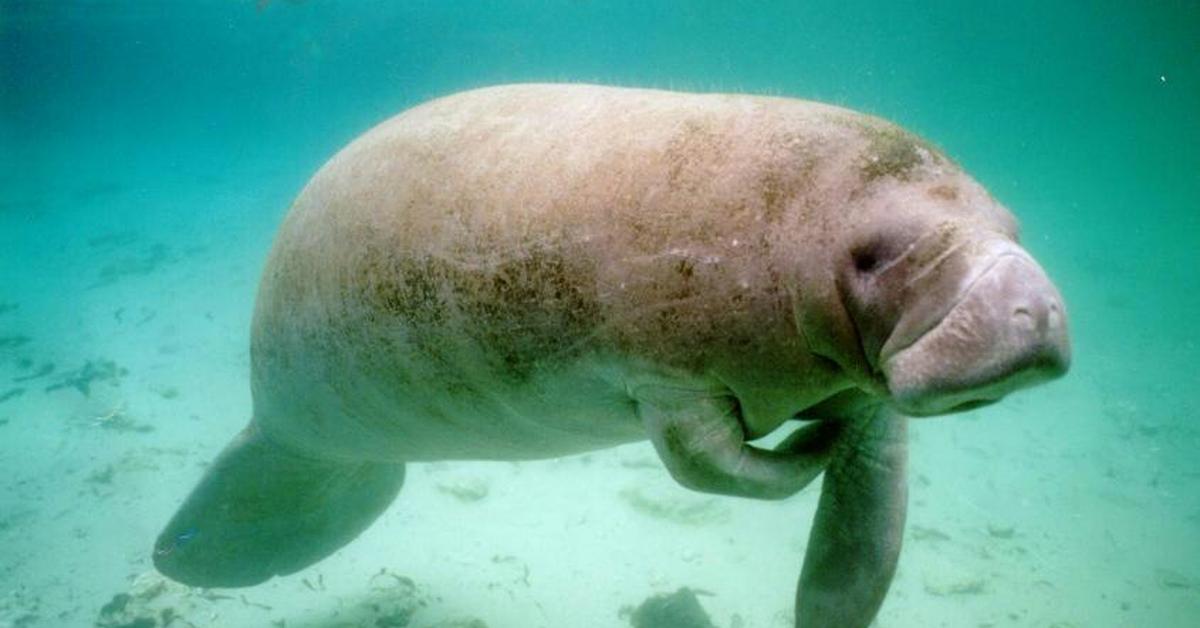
left=1, top=1, right=1197, bottom=626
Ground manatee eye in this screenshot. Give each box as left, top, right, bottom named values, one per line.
left=852, top=248, right=880, bottom=273
left=849, top=230, right=915, bottom=276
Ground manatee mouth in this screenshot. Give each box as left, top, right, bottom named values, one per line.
left=879, top=251, right=1070, bottom=417
left=876, top=252, right=1013, bottom=367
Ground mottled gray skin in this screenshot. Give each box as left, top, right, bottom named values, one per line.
left=154, top=84, right=1070, bottom=628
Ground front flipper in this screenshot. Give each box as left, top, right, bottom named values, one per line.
left=638, top=390, right=840, bottom=500
left=796, top=406, right=908, bottom=628
left=153, top=423, right=404, bottom=588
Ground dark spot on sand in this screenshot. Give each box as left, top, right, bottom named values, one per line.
left=622, top=587, right=719, bottom=628
left=0, top=196, right=45, bottom=215
left=0, top=335, right=31, bottom=350
left=911, top=525, right=952, bottom=542
left=94, top=243, right=171, bottom=286
left=98, top=592, right=132, bottom=617
left=13, top=362, right=55, bottom=382
left=86, top=465, right=115, bottom=485
left=72, top=181, right=126, bottom=204
left=88, top=231, right=140, bottom=249
left=44, top=360, right=128, bottom=396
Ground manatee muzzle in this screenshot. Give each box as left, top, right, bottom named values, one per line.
left=880, top=248, right=1070, bottom=416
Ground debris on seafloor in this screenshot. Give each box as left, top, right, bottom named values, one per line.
left=93, top=242, right=172, bottom=287
left=95, top=571, right=206, bottom=628
left=12, top=361, right=55, bottom=382
left=44, top=359, right=128, bottom=396
left=112, top=306, right=159, bottom=327
left=0, top=335, right=31, bottom=350
left=435, top=476, right=490, bottom=502
left=83, top=449, right=191, bottom=501
left=87, top=464, right=116, bottom=485
left=619, top=486, right=731, bottom=526
left=424, top=619, right=489, bottom=628
left=922, top=572, right=988, bottom=597
left=0, top=387, right=25, bottom=404
left=0, top=585, right=42, bottom=627
left=621, top=587, right=719, bottom=628
left=0, top=509, right=35, bottom=535
left=1155, top=567, right=1197, bottom=590
left=84, top=401, right=155, bottom=434
left=154, top=385, right=181, bottom=400
left=910, top=524, right=951, bottom=542
left=88, top=230, right=140, bottom=249
left=357, top=569, right=427, bottom=627
left=489, top=554, right=532, bottom=585
left=987, top=523, right=1017, bottom=539
left=284, top=569, right=445, bottom=627
left=301, top=573, right=327, bottom=592
left=292, top=569, right=436, bottom=627
left=95, top=570, right=286, bottom=627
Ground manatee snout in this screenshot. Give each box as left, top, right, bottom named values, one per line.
left=882, top=244, right=1070, bottom=416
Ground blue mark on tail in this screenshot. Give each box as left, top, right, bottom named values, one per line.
left=155, top=526, right=199, bottom=557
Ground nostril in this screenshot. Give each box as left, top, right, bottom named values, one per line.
left=1012, top=305, right=1036, bottom=331
left=1047, top=302, right=1064, bottom=329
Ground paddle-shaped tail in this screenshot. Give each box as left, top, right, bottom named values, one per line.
left=154, top=423, right=404, bottom=587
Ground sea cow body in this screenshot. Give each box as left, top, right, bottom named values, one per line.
left=155, top=84, right=1070, bottom=628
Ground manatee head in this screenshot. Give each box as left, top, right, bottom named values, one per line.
left=817, top=127, right=1070, bottom=416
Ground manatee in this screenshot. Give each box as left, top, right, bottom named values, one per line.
left=153, top=84, right=1070, bottom=627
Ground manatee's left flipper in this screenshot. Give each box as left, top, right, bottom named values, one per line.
left=638, top=391, right=839, bottom=500
left=795, top=407, right=908, bottom=628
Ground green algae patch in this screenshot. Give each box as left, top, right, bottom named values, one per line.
left=822, top=111, right=945, bottom=183
left=860, top=124, right=930, bottom=182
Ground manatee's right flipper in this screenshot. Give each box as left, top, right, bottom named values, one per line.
left=795, top=407, right=908, bottom=628
left=638, top=391, right=841, bottom=500
left=154, top=424, right=404, bottom=588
